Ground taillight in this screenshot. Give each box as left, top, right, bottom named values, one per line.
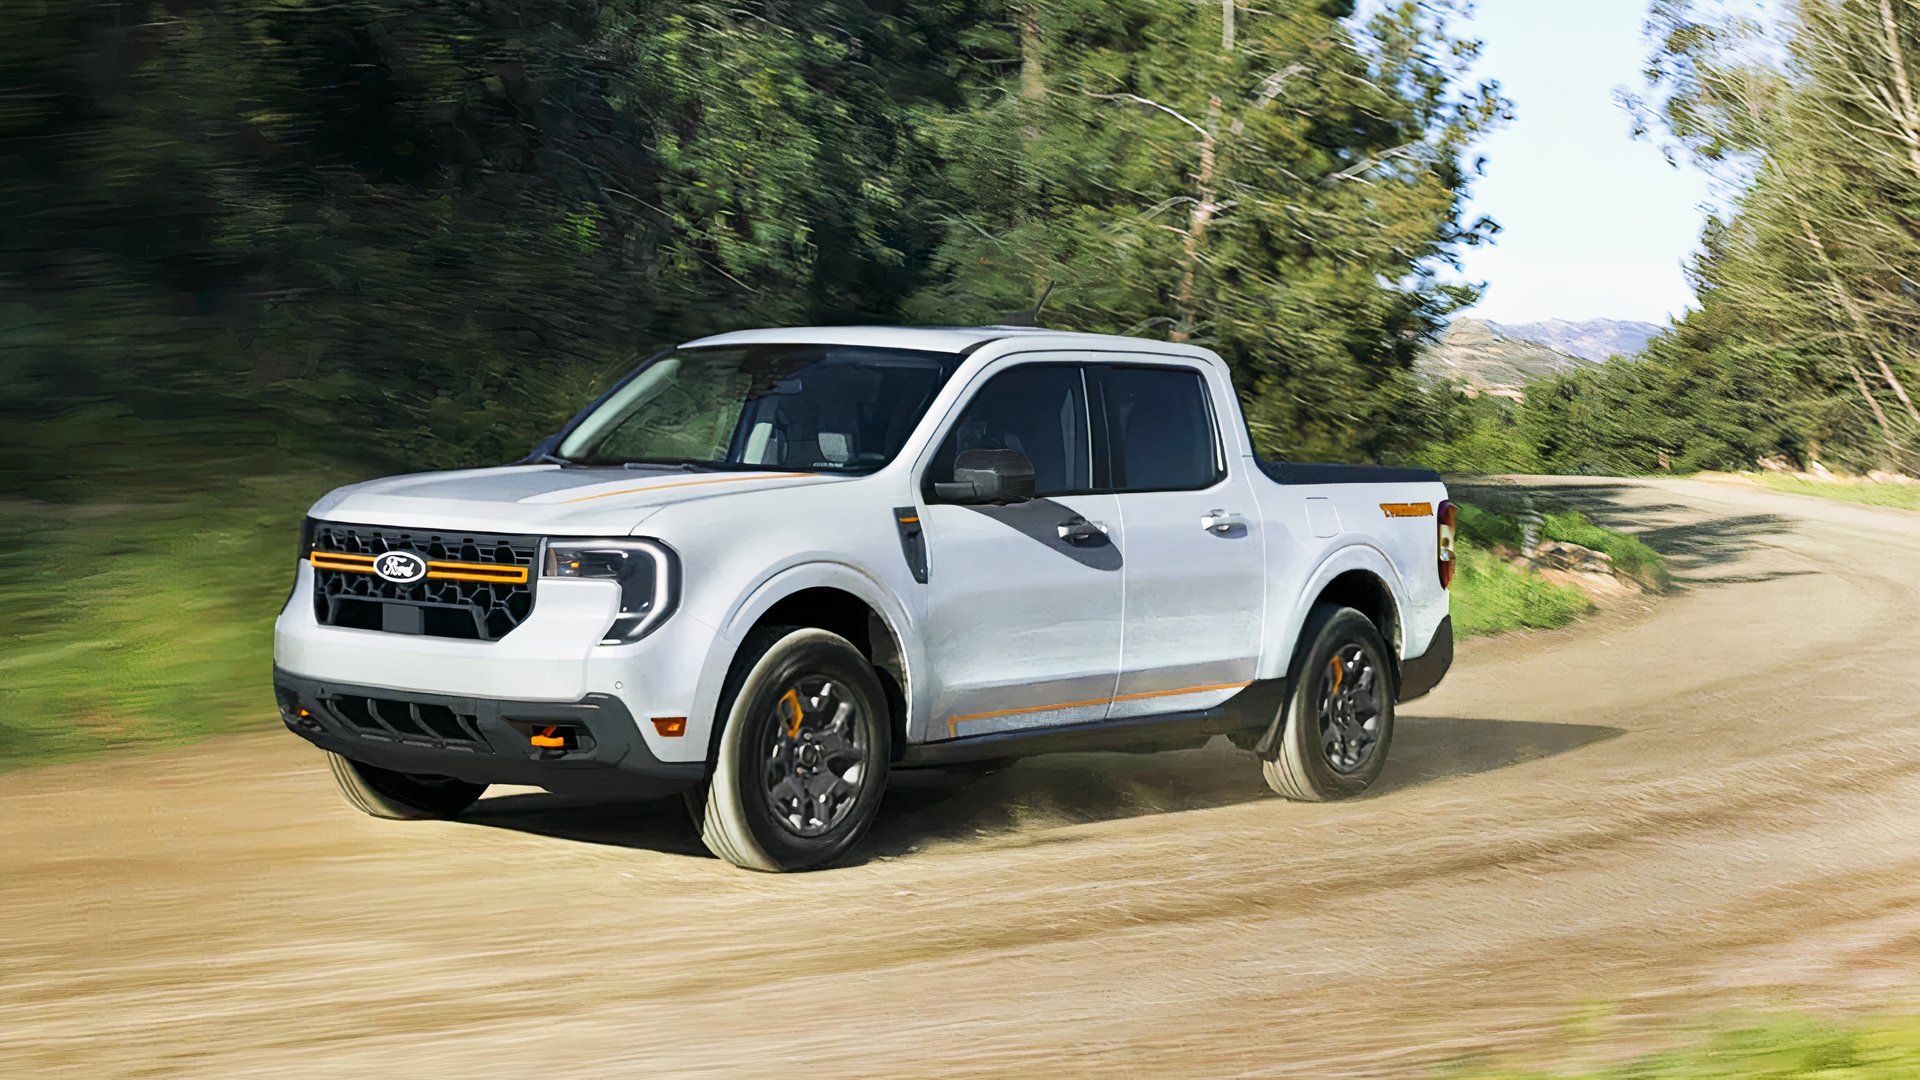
left=1436, top=499, right=1457, bottom=589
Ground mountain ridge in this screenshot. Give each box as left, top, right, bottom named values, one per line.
left=1482, top=317, right=1664, bottom=363
left=1418, top=317, right=1665, bottom=393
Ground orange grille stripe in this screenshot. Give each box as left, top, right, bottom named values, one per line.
left=308, top=552, right=530, bottom=584
left=427, top=567, right=530, bottom=584
left=309, top=552, right=375, bottom=570
left=945, top=681, right=1251, bottom=737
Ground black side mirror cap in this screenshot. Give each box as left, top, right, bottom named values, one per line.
left=932, top=448, right=1037, bottom=505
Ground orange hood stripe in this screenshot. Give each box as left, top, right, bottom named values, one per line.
left=559, top=472, right=817, bottom=505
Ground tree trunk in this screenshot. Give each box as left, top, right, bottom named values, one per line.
left=1850, top=360, right=1903, bottom=445
left=1018, top=2, right=1047, bottom=304
left=1876, top=0, right=1920, bottom=184
left=1018, top=2, right=1044, bottom=105
left=1171, top=1, right=1234, bottom=342
left=1799, top=214, right=1920, bottom=423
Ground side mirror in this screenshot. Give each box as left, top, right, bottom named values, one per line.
left=933, top=448, right=1037, bottom=505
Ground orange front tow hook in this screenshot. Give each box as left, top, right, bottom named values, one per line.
left=530, top=725, right=565, bottom=749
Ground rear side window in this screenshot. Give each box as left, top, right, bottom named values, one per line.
left=929, top=365, right=1090, bottom=497
left=1099, top=366, right=1223, bottom=492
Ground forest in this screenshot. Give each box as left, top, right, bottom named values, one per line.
left=2, top=0, right=1503, bottom=487
left=1442, top=0, right=1920, bottom=477
left=10, top=2, right=1920, bottom=489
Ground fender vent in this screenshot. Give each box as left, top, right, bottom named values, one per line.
left=309, top=522, right=539, bottom=641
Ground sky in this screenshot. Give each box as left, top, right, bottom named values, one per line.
left=1452, top=0, right=1720, bottom=324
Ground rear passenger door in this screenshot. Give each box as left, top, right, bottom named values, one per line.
left=1094, top=363, right=1266, bottom=717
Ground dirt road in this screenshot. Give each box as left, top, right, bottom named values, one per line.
left=5, top=476, right=1920, bottom=1076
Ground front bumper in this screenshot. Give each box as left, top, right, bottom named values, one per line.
left=274, top=668, right=705, bottom=799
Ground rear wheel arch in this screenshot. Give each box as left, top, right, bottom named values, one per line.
left=1269, top=546, right=1407, bottom=683
left=1311, top=569, right=1402, bottom=680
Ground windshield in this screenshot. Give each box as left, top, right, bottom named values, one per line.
left=558, top=344, right=956, bottom=472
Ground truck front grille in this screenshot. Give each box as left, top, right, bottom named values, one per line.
left=309, top=521, right=538, bottom=641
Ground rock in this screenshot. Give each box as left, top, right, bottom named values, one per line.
left=1755, top=455, right=1796, bottom=473
left=1867, top=470, right=1918, bottom=485
left=1808, top=460, right=1835, bottom=479
left=1531, top=539, right=1614, bottom=576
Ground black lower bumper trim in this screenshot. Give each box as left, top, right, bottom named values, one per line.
left=273, top=668, right=704, bottom=799
left=1396, top=615, right=1454, bottom=702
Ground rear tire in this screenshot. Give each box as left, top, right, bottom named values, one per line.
left=1262, top=604, right=1395, bottom=801
left=691, top=627, right=892, bottom=872
left=326, top=752, right=486, bottom=820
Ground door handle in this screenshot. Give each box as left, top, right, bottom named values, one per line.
left=1057, top=516, right=1110, bottom=544
left=1201, top=509, right=1249, bottom=534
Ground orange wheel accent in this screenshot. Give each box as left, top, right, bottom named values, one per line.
left=779, top=688, right=805, bottom=739
left=1328, top=656, right=1344, bottom=695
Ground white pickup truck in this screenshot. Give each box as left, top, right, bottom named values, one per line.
left=275, top=326, right=1455, bottom=871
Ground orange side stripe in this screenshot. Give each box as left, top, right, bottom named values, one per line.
left=560, top=472, right=815, bottom=505
left=945, top=681, right=1251, bottom=737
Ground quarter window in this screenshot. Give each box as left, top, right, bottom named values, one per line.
left=1100, top=366, right=1222, bottom=492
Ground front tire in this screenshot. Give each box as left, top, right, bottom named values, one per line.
left=691, top=627, right=892, bottom=872
left=326, top=752, right=486, bottom=820
left=1261, top=604, right=1395, bottom=801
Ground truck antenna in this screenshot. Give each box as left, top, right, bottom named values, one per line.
left=997, top=281, right=1056, bottom=328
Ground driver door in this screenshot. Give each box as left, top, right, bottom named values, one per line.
left=915, top=362, right=1123, bottom=741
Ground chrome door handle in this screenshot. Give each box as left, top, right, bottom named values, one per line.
left=1057, top=517, right=1110, bottom=544
left=1201, top=510, right=1248, bottom=534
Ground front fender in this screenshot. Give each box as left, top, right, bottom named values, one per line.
left=687, top=559, right=922, bottom=751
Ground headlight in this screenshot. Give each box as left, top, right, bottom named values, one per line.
left=542, top=539, right=679, bottom=644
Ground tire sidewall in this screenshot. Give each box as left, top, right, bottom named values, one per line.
left=709, top=628, right=892, bottom=871
left=330, top=753, right=485, bottom=819
left=1285, top=607, right=1395, bottom=796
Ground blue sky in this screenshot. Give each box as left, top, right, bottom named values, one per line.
left=1451, top=0, right=1721, bottom=324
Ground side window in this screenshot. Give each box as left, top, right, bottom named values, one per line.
left=1101, top=366, right=1223, bottom=492
left=929, top=365, right=1090, bottom=497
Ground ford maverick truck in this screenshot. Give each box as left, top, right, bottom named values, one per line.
left=275, top=326, right=1455, bottom=871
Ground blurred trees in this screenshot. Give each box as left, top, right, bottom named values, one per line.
left=1, top=0, right=1500, bottom=484
left=1582, top=0, right=1920, bottom=473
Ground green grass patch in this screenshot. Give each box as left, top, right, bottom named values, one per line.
left=1541, top=509, right=1673, bottom=592
left=1448, top=532, right=1594, bottom=638
left=1456, top=1013, right=1920, bottom=1078
left=0, top=459, right=356, bottom=773
left=1751, top=473, right=1920, bottom=512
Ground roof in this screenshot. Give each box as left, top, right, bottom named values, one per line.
left=677, top=325, right=1213, bottom=358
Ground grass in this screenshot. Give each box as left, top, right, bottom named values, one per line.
left=1455, top=1013, right=1920, bottom=1078
left=0, top=443, right=355, bottom=772
left=1447, top=497, right=1674, bottom=639
left=1750, top=473, right=1920, bottom=512
left=1541, top=509, right=1673, bottom=591
left=1449, top=529, right=1594, bottom=638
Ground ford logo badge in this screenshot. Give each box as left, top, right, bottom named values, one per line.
left=374, top=551, right=428, bottom=584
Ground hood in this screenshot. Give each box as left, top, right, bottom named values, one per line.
left=308, top=464, right=848, bottom=536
